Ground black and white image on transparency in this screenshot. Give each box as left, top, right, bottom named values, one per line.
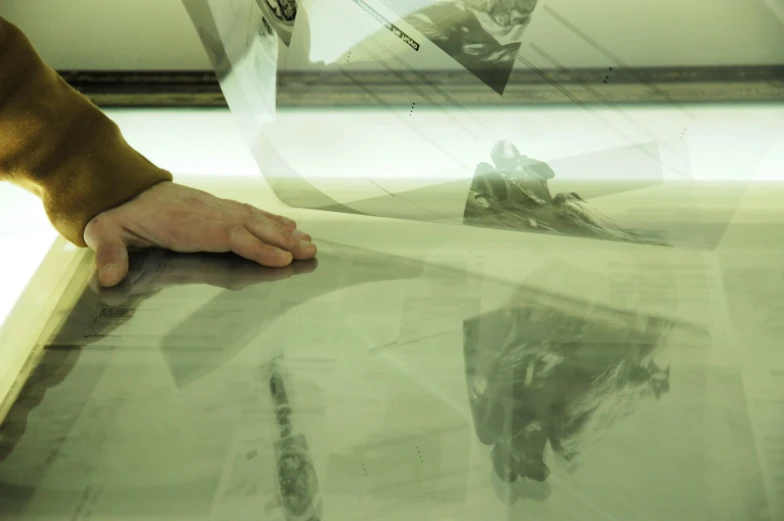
left=215, top=0, right=280, bottom=126
left=255, top=0, right=299, bottom=45
left=380, top=0, right=540, bottom=94
left=184, top=0, right=281, bottom=136
left=463, top=140, right=671, bottom=246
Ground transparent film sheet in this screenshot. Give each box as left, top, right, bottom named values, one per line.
left=185, top=0, right=282, bottom=135
left=182, top=0, right=765, bottom=250
left=718, top=247, right=784, bottom=517
left=0, top=235, right=779, bottom=520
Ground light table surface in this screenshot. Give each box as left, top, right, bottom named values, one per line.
left=0, top=105, right=783, bottom=520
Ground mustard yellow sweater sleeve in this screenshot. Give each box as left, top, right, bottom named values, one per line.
left=0, top=17, right=173, bottom=247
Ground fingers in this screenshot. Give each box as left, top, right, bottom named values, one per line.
left=218, top=201, right=317, bottom=260
left=229, top=226, right=295, bottom=267
left=223, top=200, right=298, bottom=230
left=196, top=208, right=317, bottom=267
left=261, top=210, right=297, bottom=229
left=84, top=219, right=130, bottom=288
left=94, top=241, right=130, bottom=288
left=242, top=217, right=317, bottom=261
left=196, top=221, right=294, bottom=267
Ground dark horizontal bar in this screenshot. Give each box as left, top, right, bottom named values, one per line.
left=58, top=65, right=784, bottom=108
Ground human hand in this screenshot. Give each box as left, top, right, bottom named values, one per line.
left=83, top=182, right=317, bottom=288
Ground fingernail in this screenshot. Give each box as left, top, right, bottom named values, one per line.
left=292, top=229, right=306, bottom=238
left=99, top=264, right=121, bottom=286
left=299, top=240, right=314, bottom=249
left=100, top=263, right=119, bottom=275
left=281, top=218, right=296, bottom=227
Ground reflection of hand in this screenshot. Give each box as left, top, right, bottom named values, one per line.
left=83, top=182, right=317, bottom=288
left=88, top=250, right=318, bottom=307
left=0, top=346, right=83, bottom=464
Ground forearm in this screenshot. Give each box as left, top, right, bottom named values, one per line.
left=0, top=17, right=172, bottom=246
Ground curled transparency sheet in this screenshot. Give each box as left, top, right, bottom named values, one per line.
left=182, top=0, right=751, bottom=250
left=183, top=0, right=284, bottom=141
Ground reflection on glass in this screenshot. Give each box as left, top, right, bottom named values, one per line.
left=0, top=244, right=769, bottom=520
left=266, top=357, right=322, bottom=520
left=464, top=302, right=672, bottom=503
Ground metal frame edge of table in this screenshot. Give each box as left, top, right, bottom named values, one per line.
left=58, top=66, right=784, bottom=107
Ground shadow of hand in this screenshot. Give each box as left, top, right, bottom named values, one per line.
left=88, top=249, right=318, bottom=307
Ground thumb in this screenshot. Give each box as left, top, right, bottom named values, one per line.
left=90, top=236, right=130, bottom=288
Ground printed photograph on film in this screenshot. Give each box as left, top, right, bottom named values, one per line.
left=255, top=0, right=298, bottom=45
left=463, top=140, right=671, bottom=247
left=379, top=0, right=540, bottom=94
left=187, top=0, right=735, bottom=251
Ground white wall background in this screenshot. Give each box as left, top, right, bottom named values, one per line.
left=0, top=0, right=212, bottom=69
left=1, top=0, right=783, bottom=70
